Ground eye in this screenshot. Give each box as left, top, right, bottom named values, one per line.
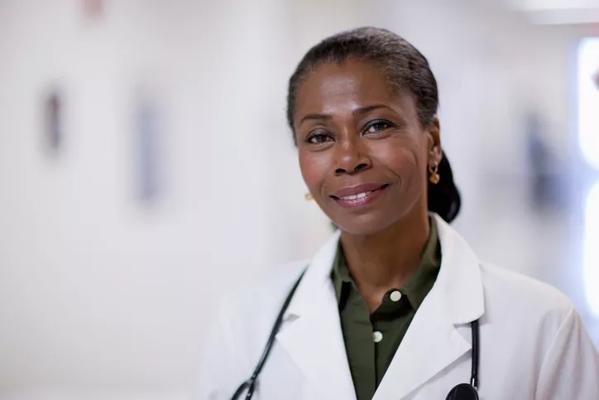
left=306, top=131, right=333, bottom=145
left=363, top=119, right=394, bottom=135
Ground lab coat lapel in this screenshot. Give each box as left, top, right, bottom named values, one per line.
left=275, top=231, right=357, bottom=400
left=374, top=215, right=485, bottom=399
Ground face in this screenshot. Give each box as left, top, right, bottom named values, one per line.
left=293, top=58, right=441, bottom=235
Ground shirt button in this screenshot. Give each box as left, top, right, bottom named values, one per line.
left=390, top=290, right=402, bottom=302
left=373, top=331, right=383, bottom=343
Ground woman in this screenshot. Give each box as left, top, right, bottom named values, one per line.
left=197, top=27, right=599, bottom=400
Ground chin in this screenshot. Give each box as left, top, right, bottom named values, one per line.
left=328, top=212, right=398, bottom=236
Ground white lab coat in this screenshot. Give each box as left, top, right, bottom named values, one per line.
left=197, top=214, right=599, bottom=399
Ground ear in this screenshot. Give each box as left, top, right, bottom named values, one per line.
left=426, top=116, right=442, bottom=165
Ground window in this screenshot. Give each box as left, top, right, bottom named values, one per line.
left=578, top=37, right=599, bottom=315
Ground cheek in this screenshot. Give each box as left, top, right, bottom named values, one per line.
left=298, top=152, right=330, bottom=191
left=372, top=140, right=423, bottom=176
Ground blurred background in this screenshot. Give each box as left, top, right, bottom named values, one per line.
left=1, top=0, right=598, bottom=399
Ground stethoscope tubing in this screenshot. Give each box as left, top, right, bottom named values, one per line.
left=232, top=270, right=306, bottom=400
left=470, top=319, right=479, bottom=390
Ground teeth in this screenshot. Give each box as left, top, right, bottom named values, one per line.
left=341, top=191, right=371, bottom=200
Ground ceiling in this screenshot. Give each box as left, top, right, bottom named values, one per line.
left=506, top=0, right=599, bottom=24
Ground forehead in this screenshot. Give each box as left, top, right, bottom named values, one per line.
left=294, top=58, right=405, bottom=118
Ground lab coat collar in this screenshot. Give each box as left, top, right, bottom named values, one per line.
left=374, top=215, right=484, bottom=399
left=276, top=214, right=485, bottom=399
left=275, top=228, right=355, bottom=399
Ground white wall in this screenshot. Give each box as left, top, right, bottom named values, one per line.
left=0, top=0, right=595, bottom=399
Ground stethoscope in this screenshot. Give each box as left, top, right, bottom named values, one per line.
left=232, top=270, right=480, bottom=400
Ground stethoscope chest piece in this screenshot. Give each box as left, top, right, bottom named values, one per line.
left=445, top=383, right=479, bottom=400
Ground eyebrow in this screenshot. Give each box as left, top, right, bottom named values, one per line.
left=298, top=104, right=394, bottom=126
left=299, top=113, right=332, bottom=125
left=355, top=104, right=393, bottom=114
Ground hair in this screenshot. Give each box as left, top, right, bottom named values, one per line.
left=286, top=26, right=461, bottom=223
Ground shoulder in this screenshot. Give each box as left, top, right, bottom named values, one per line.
left=435, top=215, right=573, bottom=320
left=223, top=259, right=308, bottom=313
left=196, top=259, right=309, bottom=397
left=478, top=262, right=577, bottom=349
left=214, top=259, right=308, bottom=349
left=435, top=214, right=574, bottom=327
left=480, top=262, right=573, bottom=315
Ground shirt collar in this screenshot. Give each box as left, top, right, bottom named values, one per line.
left=331, top=216, right=441, bottom=311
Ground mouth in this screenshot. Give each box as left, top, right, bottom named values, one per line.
left=331, top=183, right=390, bottom=208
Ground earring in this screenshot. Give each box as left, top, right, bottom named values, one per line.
left=428, top=162, right=440, bottom=184
left=304, top=192, right=314, bottom=201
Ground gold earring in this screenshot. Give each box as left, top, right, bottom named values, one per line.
left=428, top=162, right=440, bottom=184
left=304, top=192, right=314, bottom=201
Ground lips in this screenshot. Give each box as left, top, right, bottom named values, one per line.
left=331, top=183, right=389, bottom=208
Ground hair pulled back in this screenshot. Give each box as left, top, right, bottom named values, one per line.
left=286, top=27, right=461, bottom=223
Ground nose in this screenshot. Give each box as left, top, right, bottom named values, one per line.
left=334, top=138, right=371, bottom=175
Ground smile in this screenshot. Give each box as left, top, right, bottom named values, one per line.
left=339, top=192, right=372, bottom=201
left=331, top=183, right=389, bottom=208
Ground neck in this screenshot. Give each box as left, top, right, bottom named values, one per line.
left=339, top=209, right=430, bottom=311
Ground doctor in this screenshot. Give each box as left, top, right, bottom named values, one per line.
left=197, top=27, right=599, bottom=399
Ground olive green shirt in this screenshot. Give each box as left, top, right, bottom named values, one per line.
left=331, top=219, right=441, bottom=400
